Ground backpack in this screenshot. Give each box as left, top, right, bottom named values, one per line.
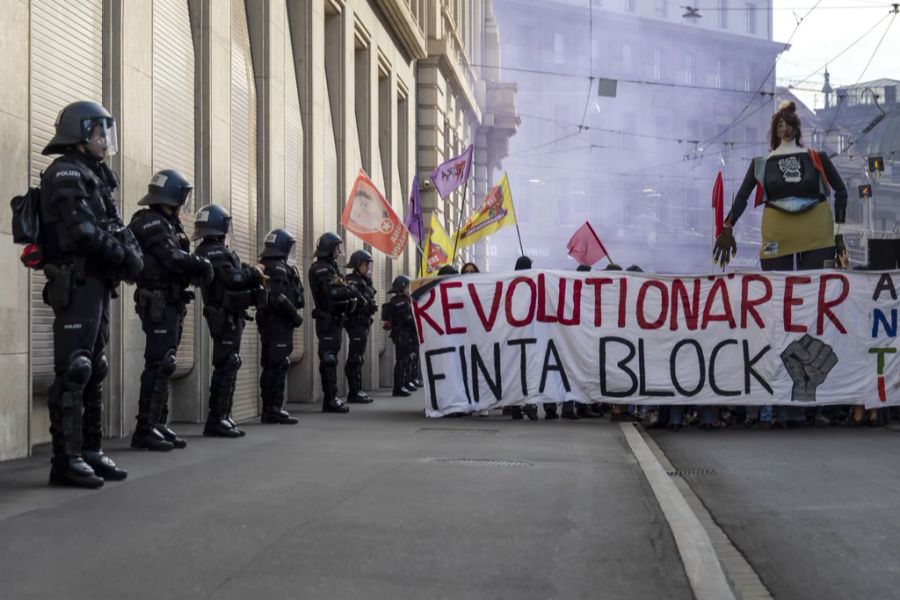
left=10, top=186, right=44, bottom=269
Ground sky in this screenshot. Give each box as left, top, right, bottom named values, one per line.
left=772, top=0, right=900, bottom=109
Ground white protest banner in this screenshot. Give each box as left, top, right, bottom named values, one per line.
left=413, top=270, right=900, bottom=417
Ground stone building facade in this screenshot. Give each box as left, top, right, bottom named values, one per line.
left=0, top=0, right=516, bottom=461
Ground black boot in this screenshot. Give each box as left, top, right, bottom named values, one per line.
left=156, top=398, right=187, bottom=449
left=322, top=367, right=349, bottom=413
left=81, top=379, right=127, bottom=481
left=523, top=404, right=539, bottom=421
left=132, top=371, right=176, bottom=450
left=576, top=403, right=601, bottom=419
left=131, top=426, right=175, bottom=451
left=224, top=374, right=246, bottom=436
left=346, top=369, right=372, bottom=404
left=204, top=372, right=242, bottom=438
left=544, top=403, right=559, bottom=420
left=49, top=456, right=104, bottom=489
left=82, top=449, right=127, bottom=481
left=261, top=365, right=298, bottom=424
left=562, top=401, right=580, bottom=420
left=510, top=406, right=524, bottom=420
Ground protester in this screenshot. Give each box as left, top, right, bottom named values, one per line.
left=461, top=262, right=480, bottom=274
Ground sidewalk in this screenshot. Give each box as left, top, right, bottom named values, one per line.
left=0, top=391, right=690, bottom=600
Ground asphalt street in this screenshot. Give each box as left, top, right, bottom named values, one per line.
left=651, top=425, right=900, bottom=600
left=0, top=392, right=691, bottom=600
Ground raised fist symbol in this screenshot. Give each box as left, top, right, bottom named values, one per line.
left=780, top=334, right=838, bottom=402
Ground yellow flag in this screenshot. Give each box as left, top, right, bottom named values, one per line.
left=456, top=173, right=517, bottom=250
left=421, top=214, right=454, bottom=276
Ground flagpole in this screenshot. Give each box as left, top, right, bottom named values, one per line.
left=506, top=176, right=525, bottom=257
left=451, top=176, right=471, bottom=267
left=585, top=221, right=613, bottom=265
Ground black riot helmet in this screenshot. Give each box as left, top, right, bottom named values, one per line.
left=260, top=228, right=296, bottom=259
left=345, top=249, right=373, bottom=270
left=42, top=101, right=118, bottom=156
left=192, top=204, right=232, bottom=240
left=314, top=232, right=343, bottom=258
left=139, top=169, right=193, bottom=208
left=390, top=275, right=411, bottom=294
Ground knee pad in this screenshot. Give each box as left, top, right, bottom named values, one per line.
left=62, top=352, right=93, bottom=391
left=156, top=349, right=178, bottom=377
left=346, top=354, right=364, bottom=368
left=224, top=352, right=242, bottom=374
left=322, top=352, right=338, bottom=367
left=90, top=353, right=109, bottom=382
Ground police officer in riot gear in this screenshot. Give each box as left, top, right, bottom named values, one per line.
left=194, top=204, right=267, bottom=437
left=385, top=275, right=416, bottom=397
left=344, top=250, right=377, bottom=404
left=308, top=232, right=357, bottom=413
left=257, top=228, right=305, bottom=424
left=128, top=170, right=214, bottom=451
left=40, top=100, right=143, bottom=488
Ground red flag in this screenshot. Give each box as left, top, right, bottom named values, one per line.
left=712, top=171, right=724, bottom=238
left=341, top=170, right=409, bottom=259
left=566, top=221, right=608, bottom=267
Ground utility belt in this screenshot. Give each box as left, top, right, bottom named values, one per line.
left=312, top=307, right=345, bottom=325
left=221, top=286, right=267, bottom=314
left=42, top=258, right=87, bottom=309
left=203, top=304, right=249, bottom=337
left=135, top=286, right=195, bottom=323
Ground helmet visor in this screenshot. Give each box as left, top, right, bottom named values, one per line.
left=181, top=188, right=194, bottom=212
left=287, top=241, right=297, bottom=265
left=81, top=117, right=118, bottom=155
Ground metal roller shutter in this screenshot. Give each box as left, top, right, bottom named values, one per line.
left=30, top=0, right=104, bottom=390
left=230, top=0, right=259, bottom=422
left=152, top=0, right=195, bottom=377
left=284, top=23, right=305, bottom=363
left=323, top=75, right=338, bottom=234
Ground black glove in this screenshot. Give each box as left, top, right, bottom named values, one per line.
left=712, top=227, right=736, bottom=269
left=121, top=246, right=144, bottom=282
left=194, top=257, right=214, bottom=286
left=103, top=236, right=126, bottom=266
left=291, top=311, right=303, bottom=328
left=835, top=234, right=848, bottom=267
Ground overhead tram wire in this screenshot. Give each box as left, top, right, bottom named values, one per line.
left=696, top=0, right=824, bottom=152
left=784, top=11, right=892, bottom=90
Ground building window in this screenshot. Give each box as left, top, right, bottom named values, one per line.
left=625, top=0, right=636, bottom=12
left=746, top=3, right=757, bottom=34
left=684, top=53, right=693, bottom=85
left=656, top=0, right=667, bottom=17
left=718, top=0, right=728, bottom=28
left=653, top=48, right=661, bottom=81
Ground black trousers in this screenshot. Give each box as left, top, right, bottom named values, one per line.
left=259, top=319, right=294, bottom=410
left=315, top=317, right=342, bottom=399
left=392, top=337, right=414, bottom=392
left=344, top=323, right=369, bottom=395
left=136, top=299, right=185, bottom=430
left=207, top=314, right=245, bottom=418
left=47, top=275, right=111, bottom=461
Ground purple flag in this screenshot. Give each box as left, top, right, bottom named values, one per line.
left=430, top=144, right=473, bottom=199
left=404, top=175, right=424, bottom=243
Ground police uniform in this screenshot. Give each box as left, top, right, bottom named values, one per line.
left=257, top=229, right=304, bottom=424
left=344, top=251, right=377, bottom=404
left=194, top=205, right=266, bottom=437
left=385, top=276, right=416, bottom=397
left=308, top=233, right=357, bottom=413
left=39, top=101, right=143, bottom=488
left=128, top=170, right=213, bottom=451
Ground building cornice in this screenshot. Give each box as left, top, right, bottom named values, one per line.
left=374, top=0, right=428, bottom=60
